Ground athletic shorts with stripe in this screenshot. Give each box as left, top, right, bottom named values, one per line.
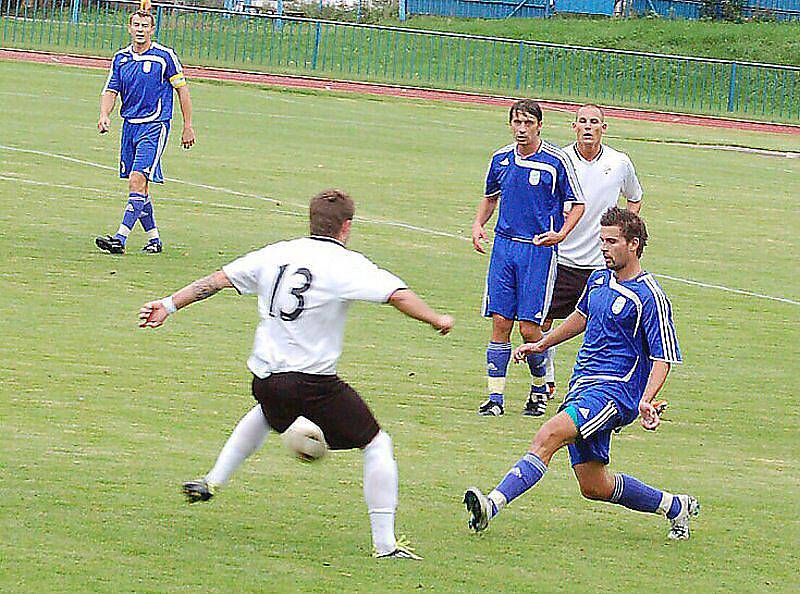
left=560, top=385, right=623, bottom=466
left=482, top=234, right=558, bottom=324
left=251, top=372, right=380, bottom=450
left=120, top=120, right=170, bottom=183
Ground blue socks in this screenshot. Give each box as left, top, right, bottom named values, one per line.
left=487, top=453, right=547, bottom=518
left=486, top=342, right=511, bottom=404
left=114, top=192, right=146, bottom=245
left=527, top=351, right=547, bottom=391
left=610, top=473, right=682, bottom=518
left=138, top=197, right=160, bottom=244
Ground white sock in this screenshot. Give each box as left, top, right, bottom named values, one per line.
left=544, top=331, right=556, bottom=384
left=363, top=431, right=397, bottom=555
left=205, top=405, right=270, bottom=487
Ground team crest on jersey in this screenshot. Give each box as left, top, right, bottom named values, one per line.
left=611, top=296, right=626, bottom=314
left=499, top=158, right=509, bottom=166
left=143, top=61, right=152, bottom=74
left=528, top=170, right=540, bottom=186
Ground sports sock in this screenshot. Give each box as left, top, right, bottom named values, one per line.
left=363, top=431, right=398, bottom=555
left=526, top=351, right=547, bottom=390
left=114, top=192, right=146, bottom=245
left=487, top=452, right=548, bottom=519
left=138, top=196, right=160, bottom=243
left=543, top=331, right=556, bottom=384
left=610, top=473, right=680, bottom=517
left=486, top=341, right=511, bottom=404
left=205, top=405, right=270, bottom=487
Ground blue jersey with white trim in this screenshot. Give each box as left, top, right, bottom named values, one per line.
left=485, top=141, right=584, bottom=241
left=569, top=269, right=681, bottom=424
left=103, top=42, right=186, bottom=123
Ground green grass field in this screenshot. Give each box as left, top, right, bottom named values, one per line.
left=1, top=59, right=799, bottom=592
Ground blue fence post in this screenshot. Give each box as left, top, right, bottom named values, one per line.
left=399, top=0, right=407, bottom=21
left=515, top=41, right=525, bottom=89
left=155, top=5, right=163, bottom=39
left=277, top=0, right=283, bottom=29
left=727, top=61, right=738, bottom=112
left=71, top=0, right=80, bottom=23
left=312, top=21, right=321, bottom=69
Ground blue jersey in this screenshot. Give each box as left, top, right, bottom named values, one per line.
left=103, top=42, right=186, bottom=123
left=485, top=141, right=584, bottom=241
left=568, top=269, right=682, bottom=425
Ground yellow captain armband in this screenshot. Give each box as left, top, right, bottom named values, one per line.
left=169, top=73, right=187, bottom=88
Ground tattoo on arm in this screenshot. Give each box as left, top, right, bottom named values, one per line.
left=190, top=274, right=225, bottom=302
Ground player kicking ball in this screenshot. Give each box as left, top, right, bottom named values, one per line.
left=95, top=6, right=195, bottom=255
left=139, top=189, right=453, bottom=559
left=464, top=208, right=699, bottom=540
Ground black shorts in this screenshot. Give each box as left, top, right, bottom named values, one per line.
left=251, top=372, right=380, bottom=450
left=547, top=264, right=596, bottom=320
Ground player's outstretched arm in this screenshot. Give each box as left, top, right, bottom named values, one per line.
left=388, top=289, right=453, bottom=335
left=98, top=91, right=117, bottom=134
left=639, top=361, right=671, bottom=431
left=471, top=196, right=498, bottom=254
left=513, top=310, right=586, bottom=362
left=176, top=85, right=195, bottom=149
left=139, top=269, right=233, bottom=328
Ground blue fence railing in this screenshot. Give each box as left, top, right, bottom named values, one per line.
left=627, top=0, right=800, bottom=20
left=1, top=0, right=799, bottom=122
left=403, top=0, right=617, bottom=17
left=405, top=0, right=552, bottom=18
left=404, top=0, right=800, bottom=19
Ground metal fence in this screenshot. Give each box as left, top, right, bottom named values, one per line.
left=404, top=0, right=800, bottom=19
left=404, top=0, right=553, bottom=18
left=628, top=0, right=800, bottom=20
left=1, top=0, right=799, bottom=121
left=404, top=0, right=617, bottom=18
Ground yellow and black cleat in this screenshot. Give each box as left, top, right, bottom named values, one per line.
left=181, top=479, right=215, bottom=503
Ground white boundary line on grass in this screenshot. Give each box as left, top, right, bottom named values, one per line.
left=2, top=144, right=798, bottom=307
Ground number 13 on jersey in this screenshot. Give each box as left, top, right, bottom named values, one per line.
left=268, top=265, right=313, bottom=321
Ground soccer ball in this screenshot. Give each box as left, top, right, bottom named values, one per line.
left=282, top=416, right=328, bottom=462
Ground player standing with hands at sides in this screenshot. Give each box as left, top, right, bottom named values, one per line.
left=139, top=190, right=454, bottom=559
left=473, top=99, right=585, bottom=418
left=537, top=104, right=644, bottom=413
left=95, top=6, right=195, bottom=255
left=464, top=208, right=699, bottom=541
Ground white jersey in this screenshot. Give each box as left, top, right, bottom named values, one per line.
left=558, top=143, right=643, bottom=269
left=222, top=236, right=406, bottom=378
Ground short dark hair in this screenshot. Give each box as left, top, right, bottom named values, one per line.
left=600, top=207, right=648, bottom=258
left=576, top=103, right=605, bottom=121
left=129, top=10, right=155, bottom=26
left=309, top=189, right=355, bottom=237
left=509, top=99, right=542, bottom=124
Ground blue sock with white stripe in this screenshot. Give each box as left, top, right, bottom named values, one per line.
left=486, top=342, right=511, bottom=405
left=610, top=473, right=681, bottom=518
left=487, top=452, right=547, bottom=518
left=114, top=192, right=146, bottom=245
left=526, top=351, right=547, bottom=391
left=138, top=196, right=160, bottom=244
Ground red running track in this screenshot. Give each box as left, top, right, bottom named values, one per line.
left=2, top=47, right=799, bottom=135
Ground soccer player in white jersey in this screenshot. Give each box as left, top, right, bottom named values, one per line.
left=138, top=189, right=454, bottom=559
left=464, top=208, right=699, bottom=541
left=95, top=9, right=195, bottom=255
left=536, top=104, right=644, bottom=415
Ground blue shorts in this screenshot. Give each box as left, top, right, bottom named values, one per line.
left=120, top=120, right=170, bottom=184
left=482, top=234, right=557, bottom=323
left=561, top=385, right=623, bottom=467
